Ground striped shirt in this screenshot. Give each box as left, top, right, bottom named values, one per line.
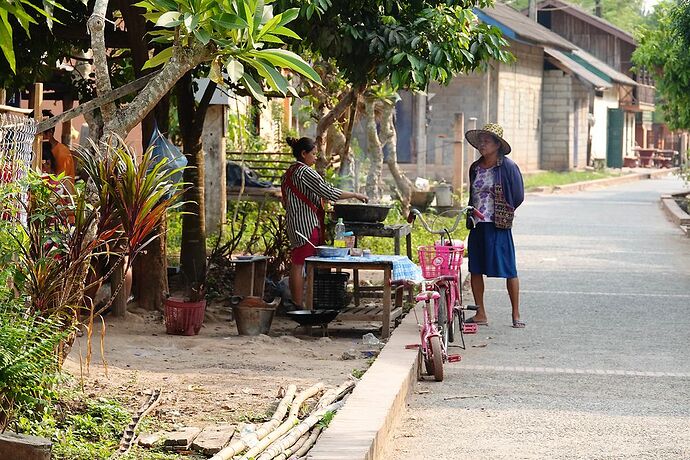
left=282, top=162, right=342, bottom=248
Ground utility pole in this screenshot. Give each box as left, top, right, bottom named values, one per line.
left=528, top=0, right=537, bottom=21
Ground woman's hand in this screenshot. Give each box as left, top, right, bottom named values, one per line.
left=355, top=193, right=368, bottom=203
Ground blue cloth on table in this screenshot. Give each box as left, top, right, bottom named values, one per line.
left=306, top=255, right=423, bottom=283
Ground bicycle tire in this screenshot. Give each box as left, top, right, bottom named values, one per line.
left=430, top=336, right=444, bottom=382
left=438, top=286, right=449, bottom=350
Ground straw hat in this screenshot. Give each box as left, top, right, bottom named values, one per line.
left=465, top=123, right=512, bottom=155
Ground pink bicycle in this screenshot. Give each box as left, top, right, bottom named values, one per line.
left=407, top=206, right=484, bottom=382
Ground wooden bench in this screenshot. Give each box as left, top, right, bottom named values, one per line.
left=226, top=151, right=291, bottom=202
left=225, top=150, right=343, bottom=202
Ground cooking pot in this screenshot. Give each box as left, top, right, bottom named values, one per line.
left=334, top=203, right=391, bottom=223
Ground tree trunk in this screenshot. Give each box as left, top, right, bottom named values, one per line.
left=338, top=96, right=359, bottom=191
left=176, top=72, right=216, bottom=299
left=122, top=0, right=172, bottom=310
left=177, top=73, right=207, bottom=296
left=380, top=101, right=412, bottom=213
left=364, top=98, right=383, bottom=202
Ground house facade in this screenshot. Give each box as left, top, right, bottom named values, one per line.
left=535, top=0, right=655, bottom=167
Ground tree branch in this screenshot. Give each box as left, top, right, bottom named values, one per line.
left=106, top=43, right=213, bottom=137
left=87, top=0, right=115, bottom=124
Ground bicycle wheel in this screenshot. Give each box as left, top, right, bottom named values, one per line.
left=437, top=286, right=449, bottom=350
left=424, top=347, right=435, bottom=376
left=430, top=336, right=444, bottom=382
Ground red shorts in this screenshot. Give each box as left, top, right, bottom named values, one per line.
left=291, top=227, right=320, bottom=265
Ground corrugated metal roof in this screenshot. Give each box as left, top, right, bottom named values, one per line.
left=544, top=47, right=612, bottom=89
left=477, top=2, right=575, bottom=51
left=536, top=0, right=636, bottom=45
left=571, top=49, right=637, bottom=86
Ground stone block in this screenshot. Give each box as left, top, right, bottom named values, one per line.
left=191, top=424, right=236, bottom=455
left=163, top=426, right=202, bottom=449
left=0, top=432, right=51, bottom=460
left=137, top=432, right=163, bottom=448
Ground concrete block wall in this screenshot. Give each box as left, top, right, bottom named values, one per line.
left=496, top=42, right=544, bottom=172
left=572, top=82, right=591, bottom=168
left=541, top=69, right=573, bottom=170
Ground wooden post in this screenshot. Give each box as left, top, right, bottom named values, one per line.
left=282, top=97, right=292, bottom=132
left=0, top=88, right=6, bottom=105
left=453, top=113, right=464, bottom=203
left=29, top=83, right=44, bottom=171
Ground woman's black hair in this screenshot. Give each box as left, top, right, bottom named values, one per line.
left=286, top=137, right=316, bottom=160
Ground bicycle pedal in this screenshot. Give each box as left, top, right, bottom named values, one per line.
left=447, top=354, right=462, bottom=363
left=462, top=323, right=478, bottom=334
left=466, top=304, right=479, bottom=311
left=405, top=343, right=420, bottom=349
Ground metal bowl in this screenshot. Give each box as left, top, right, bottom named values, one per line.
left=334, top=203, right=391, bottom=223
left=285, top=309, right=340, bottom=326
left=316, top=246, right=349, bottom=257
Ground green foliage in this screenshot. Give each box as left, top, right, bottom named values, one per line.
left=278, top=0, right=512, bottom=90
left=16, top=392, right=131, bottom=460
left=0, top=0, right=68, bottom=74
left=633, top=0, right=690, bottom=130
left=0, top=302, right=71, bottom=431
left=522, top=169, right=622, bottom=190
left=317, top=410, right=335, bottom=428
left=134, top=0, right=322, bottom=104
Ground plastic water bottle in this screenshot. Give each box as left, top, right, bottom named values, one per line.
left=334, top=218, right=346, bottom=247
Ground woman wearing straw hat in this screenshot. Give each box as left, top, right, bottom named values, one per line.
left=464, top=123, right=525, bottom=328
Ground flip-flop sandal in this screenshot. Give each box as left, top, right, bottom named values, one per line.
left=465, top=317, right=488, bottom=326
left=512, top=319, right=526, bottom=328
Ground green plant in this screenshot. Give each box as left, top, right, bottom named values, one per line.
left=0, top=302, right=72, bottom=431
left=16, top=391, right=131, bottom=460
left=317, top=410, right=335, bottom=428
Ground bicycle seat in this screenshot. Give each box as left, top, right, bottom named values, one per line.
left=415, top=291, right=441, bottom=302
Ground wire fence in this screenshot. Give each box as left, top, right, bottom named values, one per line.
left=0, top=113, right=37, bottom=222
left=0, top=113, right=36, bottom=185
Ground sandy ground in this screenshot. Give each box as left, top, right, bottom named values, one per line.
left=63, top=302, right=382, bottom=430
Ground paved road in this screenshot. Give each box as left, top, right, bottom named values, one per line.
left=386, top=175, right=690, bottom=459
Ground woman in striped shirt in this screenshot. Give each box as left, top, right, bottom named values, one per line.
left=281, top=137, right=368, bottom=307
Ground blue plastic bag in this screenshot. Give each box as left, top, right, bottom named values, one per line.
left=147, top=125, right=187, bottom=197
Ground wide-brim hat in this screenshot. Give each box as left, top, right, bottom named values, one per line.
left=465, top=123, right=512, bottom=155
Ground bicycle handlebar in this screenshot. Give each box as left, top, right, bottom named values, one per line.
left=407, top=206, right=484, bottom=236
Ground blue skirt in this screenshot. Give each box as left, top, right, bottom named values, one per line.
left=467, top=222, right=517, bottom=278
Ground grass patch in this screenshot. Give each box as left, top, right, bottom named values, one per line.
left=523, top=170, right=622, bottom=191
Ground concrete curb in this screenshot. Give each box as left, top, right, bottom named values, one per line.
left=307, top=306, right=420, bottom=460
left=533, top=168, right=679, bottom=194
left=660, top=192, right=690, bottom=237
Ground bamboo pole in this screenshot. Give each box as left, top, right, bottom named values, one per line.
left=271, top=431, right=310, bottom=460
left=292, top=426, right=323, bottom=458
left=256, top=382, right=354, bottom=460
left=209, top=384, right=298, bottom=460
left=239, top=383, right=324, bottom=460
left=30, top=83, right=44, bottom=171
left=256, top=401, right=344, bottom=460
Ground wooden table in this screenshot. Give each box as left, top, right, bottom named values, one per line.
left=346, top=223, right=413, bottom=306
left=304, top=257, right=400, bottom=339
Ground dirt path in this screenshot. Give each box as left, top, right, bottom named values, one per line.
left=63, top=305, right=377, bottom=429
